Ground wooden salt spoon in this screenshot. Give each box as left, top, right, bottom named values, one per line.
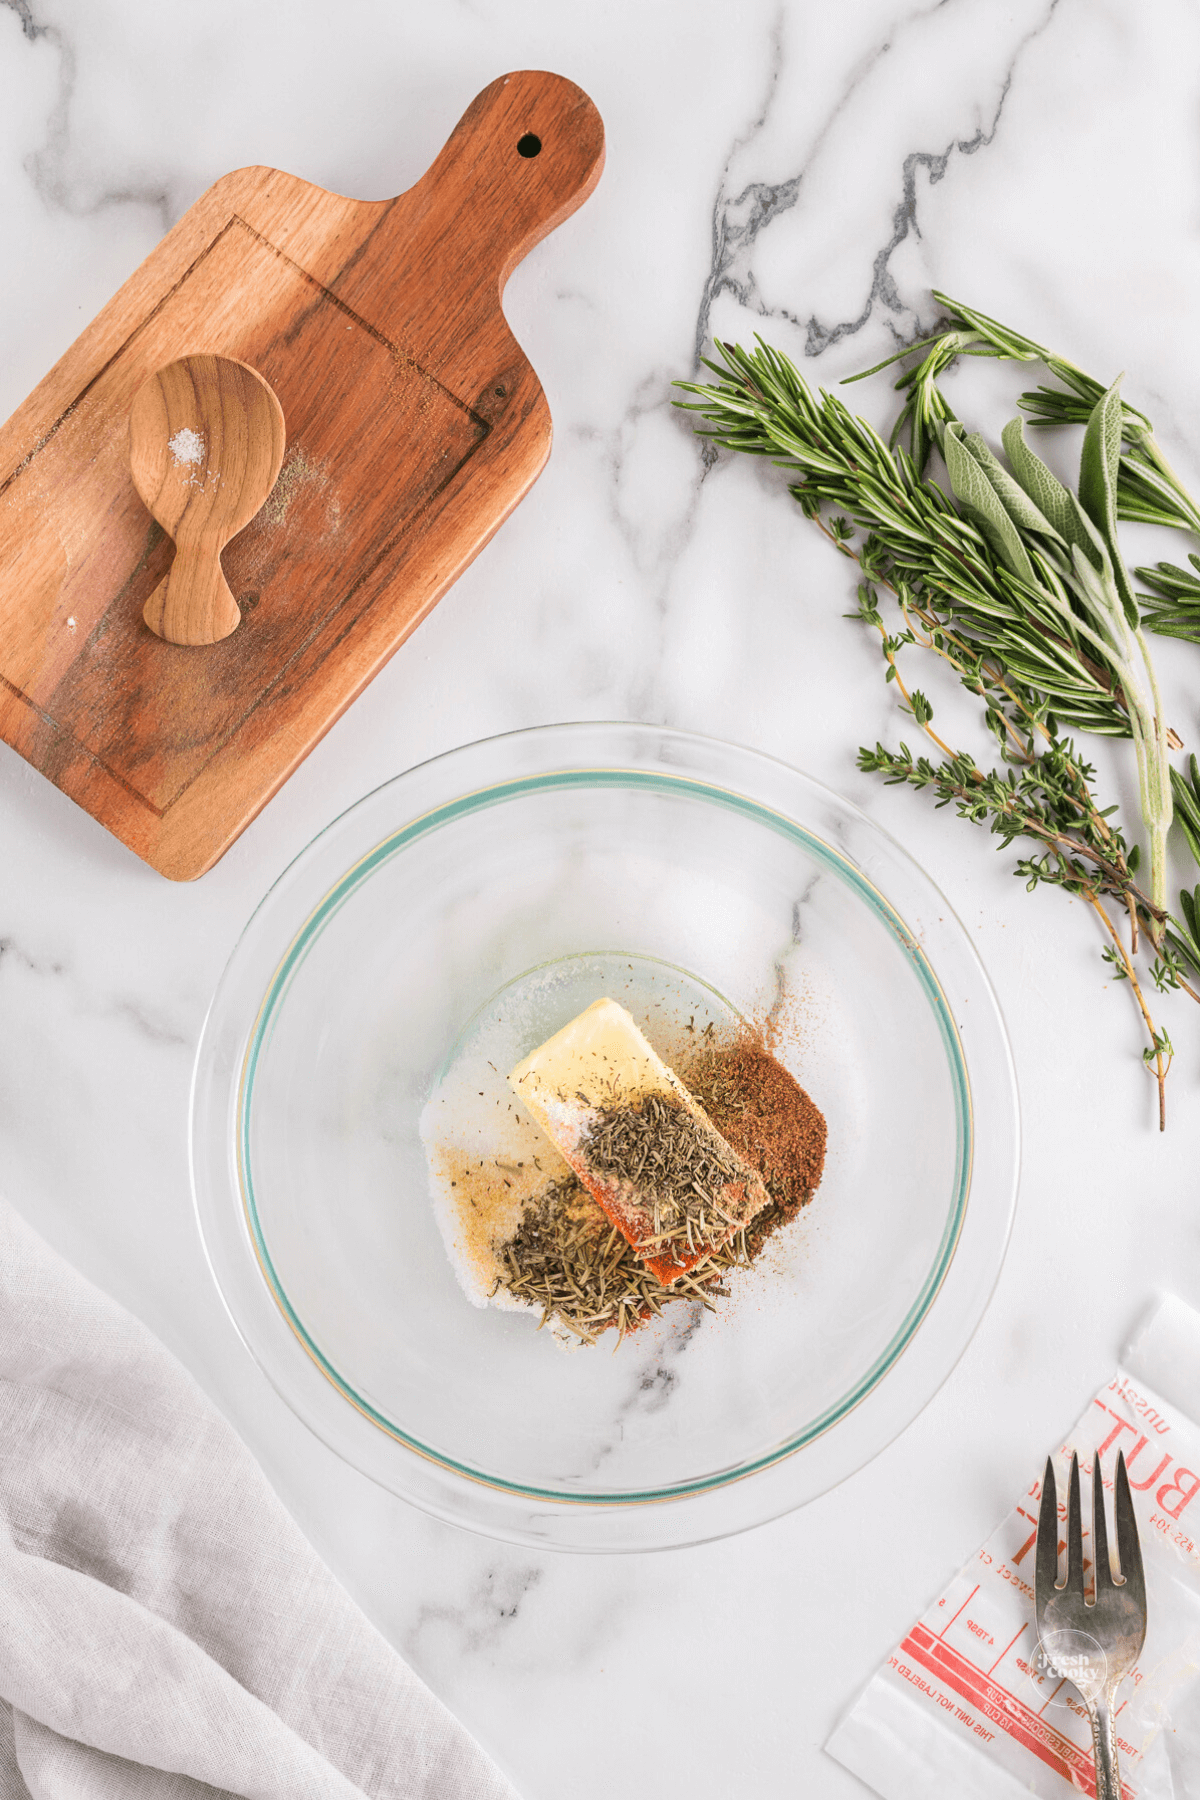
left=130, top=354, right=286, bottom=645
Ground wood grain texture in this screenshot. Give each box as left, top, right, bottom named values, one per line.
left=131, top=355, right=286, bottom=646
left=0, top=71, right=605, bottom=878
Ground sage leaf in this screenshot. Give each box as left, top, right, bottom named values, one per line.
left=1001, top=418, right=1101, bottom=561
left=942, top=422, right=1036, bottom=583
left=961, top=431, right=1062, bottom=541
left=1079, top=378, right=1123, bottom=533
left=1080, top=379, right=1140, bottom=625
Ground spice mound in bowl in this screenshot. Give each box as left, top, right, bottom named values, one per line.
left=422, top=997, right=826, bottom=1346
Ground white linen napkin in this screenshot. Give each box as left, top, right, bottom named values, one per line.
left=0, top=1197, right=521, bottom=1800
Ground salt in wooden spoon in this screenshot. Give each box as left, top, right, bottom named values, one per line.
left=130, top=354, right=286, bottom=645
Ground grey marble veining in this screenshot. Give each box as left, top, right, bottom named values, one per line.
left=695, top=0, right=1066, bottom=365
left=3, top=2, right=1200, bottom=1796
left=5, top=0, right=171, bottom=228
left=405, top=1563, right=547, bottom=1665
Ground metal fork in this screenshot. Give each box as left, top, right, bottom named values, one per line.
left=1035, top=1449, right=1147, bottom=1800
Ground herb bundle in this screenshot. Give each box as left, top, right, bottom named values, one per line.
left=676, top=294, right=1200, bottom=1127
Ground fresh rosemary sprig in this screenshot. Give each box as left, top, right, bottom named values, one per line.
left=675, top=324, right=1198, bottom=1126
left=1172, top=756, right=1200, bottom=868
left=1166, top=883, right=1200, bottom=988
left=1138, top=555, right=1200, bottom=643
left=679, top=341, right=1131, bottom=732
left=677, top=337, right=1173, bottom=916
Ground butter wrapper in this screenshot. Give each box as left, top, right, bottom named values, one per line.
left=828, top=1296, right=1200, bottom=1799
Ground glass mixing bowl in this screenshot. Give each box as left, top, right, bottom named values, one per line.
left=192, top=722, right=1018, bottom=1549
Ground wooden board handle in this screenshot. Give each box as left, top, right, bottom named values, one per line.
left=352, top=71, right=605, bottom=332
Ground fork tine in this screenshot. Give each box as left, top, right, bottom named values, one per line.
left=1036, top=1455, right=1060, bottom=1601
left=1091, top=1451, right=1113, bottom=1594
left=1114, top=1449, right=1147, bottom=1607
left=1065, top=1451, right=1085, bottom=1596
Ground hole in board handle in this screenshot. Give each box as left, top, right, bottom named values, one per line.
left=517, top=133, right=542, bottom=158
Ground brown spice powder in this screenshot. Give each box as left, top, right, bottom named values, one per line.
left=683, top=1036, right=826, bottom=1258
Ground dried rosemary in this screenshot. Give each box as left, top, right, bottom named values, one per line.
left=498, top=1173, right=746, bottom=1345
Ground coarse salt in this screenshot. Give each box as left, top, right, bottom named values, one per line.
left=168, top=428, right=205, bottom=467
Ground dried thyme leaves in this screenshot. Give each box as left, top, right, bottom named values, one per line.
left=497, top=1173, right=747, bottom=1345
left=579, top=1091, right=760, bottom=1260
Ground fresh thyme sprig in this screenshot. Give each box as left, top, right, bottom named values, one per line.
left=674, top=324, right=1197, bottom=1126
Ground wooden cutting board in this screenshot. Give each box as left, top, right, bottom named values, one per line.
left=0, top=71, right=604, bottom=879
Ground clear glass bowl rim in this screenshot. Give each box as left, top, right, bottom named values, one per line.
left=191, top=721, right=1020, bottom=1551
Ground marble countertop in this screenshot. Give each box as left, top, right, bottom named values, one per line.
left=3, top=1, right=1200, bottom=1793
